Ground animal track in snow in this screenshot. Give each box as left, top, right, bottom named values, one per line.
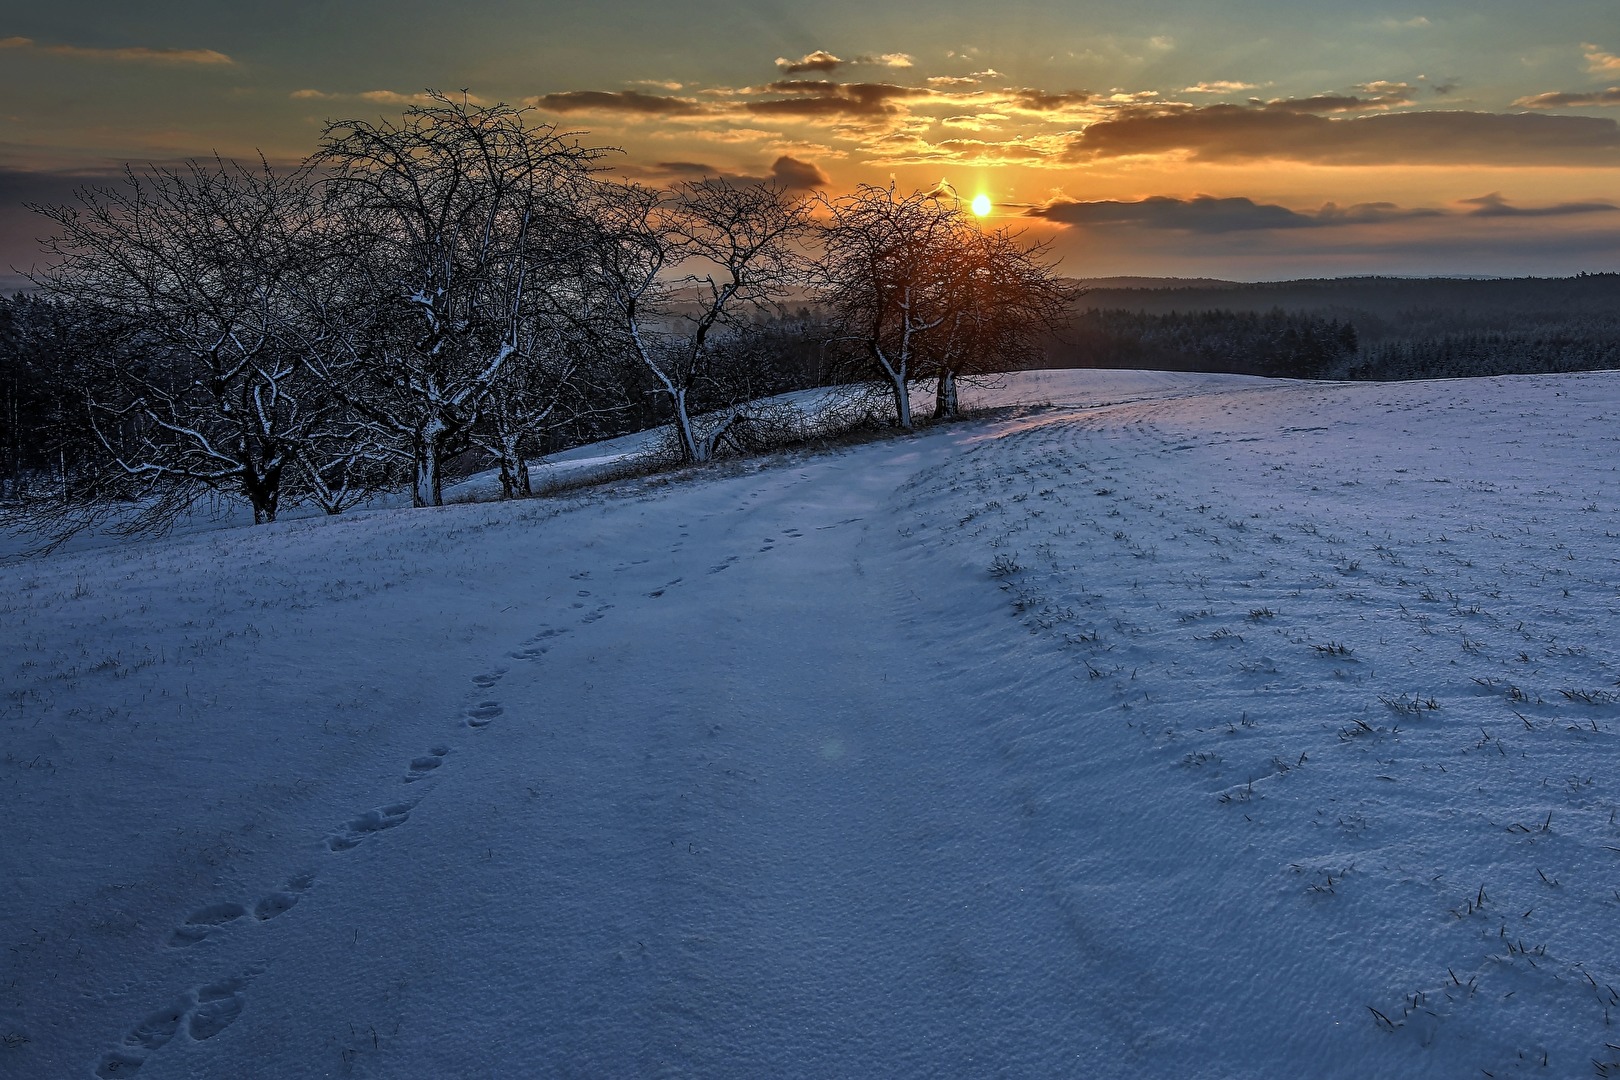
left=327, top=802, right=413, bottom=851
left=169, top=873, right=313, bottom=947
left=124, top=998, right=189, bottom=1052
left=648, top=577, right=682, bottom=598
left=405, top=746, right=450, bottom=781
left=168, top=902, right=248, bottom=947
left=579, top=604, right=613, bottom=624
left=187, top=974, right=251, bottom=1041
left=465, top=701, right=503, bottom=727
left=94, top=965, right=263, bottom=1077
left=95, top=1050, right=147, bottom=1077
left=707, top=556, right=739, bottom=574
left=253, top=873, right=315, bottom=920
left=509, top=645, right=546, bottom=660
left=471, top=668, right=507, bottom=689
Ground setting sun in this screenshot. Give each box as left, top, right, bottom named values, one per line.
left=970, top=193, right=991, bottom=217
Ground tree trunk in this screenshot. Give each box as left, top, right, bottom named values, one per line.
left=934, top=369, right=959, bottom=420
left=241, top=460, right=282, bottom=524
left=495, top=433, right=531, bottom=499
left=672, top=387, right=704, bottom=464
left=413, top=437, right=442, bottom=507
left=413, top=414, right=452, bottom=507
left=888, top=371, right=913, bottom=430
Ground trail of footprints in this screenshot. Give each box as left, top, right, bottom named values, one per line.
left=94, top=537, right=786, bottom=1074
left=168, top=873, right=316, bottom=948
left=96, top=659, right=512, bottom=1073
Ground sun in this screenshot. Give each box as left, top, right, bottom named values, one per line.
left=970, top=193, right=992, bottom=217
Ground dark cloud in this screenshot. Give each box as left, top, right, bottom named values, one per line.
left=766, top=80, right=843, bottom=95
left=1068, top=106, right=1620, bottom=166
left=1005, top=89, right=1096, bottom=112
left=744, top=82, right=929, bottom=120
left=769, top=155, right=829, bottom=190
left=637, top=156, right=828, bottom=192
left=1514, top=88, right=1620, bottom=109
left=1255, top=90, right=1414, bottom=114
left=653, top=161, right=719, bottom=176
left=1460, top=192, right=1618, bottom=217
left=1028, top=195, right=1455, bottom=232
left=531, top=90, right=704, bottom=116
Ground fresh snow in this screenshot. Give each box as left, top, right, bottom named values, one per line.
left=3, top=368, right=1620, bottom=1078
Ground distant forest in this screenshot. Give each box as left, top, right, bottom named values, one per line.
left=1043, top=272, right=1620, bottom=381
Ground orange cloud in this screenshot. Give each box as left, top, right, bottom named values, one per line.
left=0, top=36, right=233, bottom=65
left=292, top=89, right=488, bottom=106
left=774, top=50, right=914, bottom=75
left=1184, top=81, right=1258, bottom=94
left=777, top=50, right=844, bottom=74
left=1583, top=44, right=1620, bottom=74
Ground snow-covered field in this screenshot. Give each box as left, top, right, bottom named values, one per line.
left=4, top=368, right=1620, bottom=1079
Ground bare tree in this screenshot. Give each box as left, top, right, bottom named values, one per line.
left=26, top=158, right=329, bottom=533
left=313, top=92, right=605, bottom=506
left=928, top=227, right=1074, bottom=420
left=582, top=177, right=811, bottom=464
left=466, top=322, right=626, bottom=499
left=814, top=183, right=964, bottom=429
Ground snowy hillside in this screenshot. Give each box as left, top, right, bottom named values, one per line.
left=4, top=368, right=1620, bottom=1079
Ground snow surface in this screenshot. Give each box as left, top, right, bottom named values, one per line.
left=4, top=368, right=1620, bottom=1078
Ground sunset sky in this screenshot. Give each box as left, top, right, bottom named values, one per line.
left=3, top=0, right=1619, bottom=287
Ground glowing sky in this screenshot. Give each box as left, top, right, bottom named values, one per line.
left=3, top=0, right=1619, bottom=286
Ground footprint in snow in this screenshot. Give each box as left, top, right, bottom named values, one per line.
left=465, top=701, right=503, bottom=727
left=94, top=965, right=263, bottom=1077
left=707, top=556, right=738, bottom=574
left=123, top=997, right=190, bottom=1051
left=648, top=577, right=683, bottom=598
left=168, top=902, right=248, bottom=947
left=471, top=668, right=506, bottom=689
left=168, top=874, right=313, bottom=947
left=405, top=746, right=450, bottom=782
left=188, top=974, right=252, bottom=1041
left=253, top=873, right=315, bottom=920
left=327, top=803, right=413, bottom=851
